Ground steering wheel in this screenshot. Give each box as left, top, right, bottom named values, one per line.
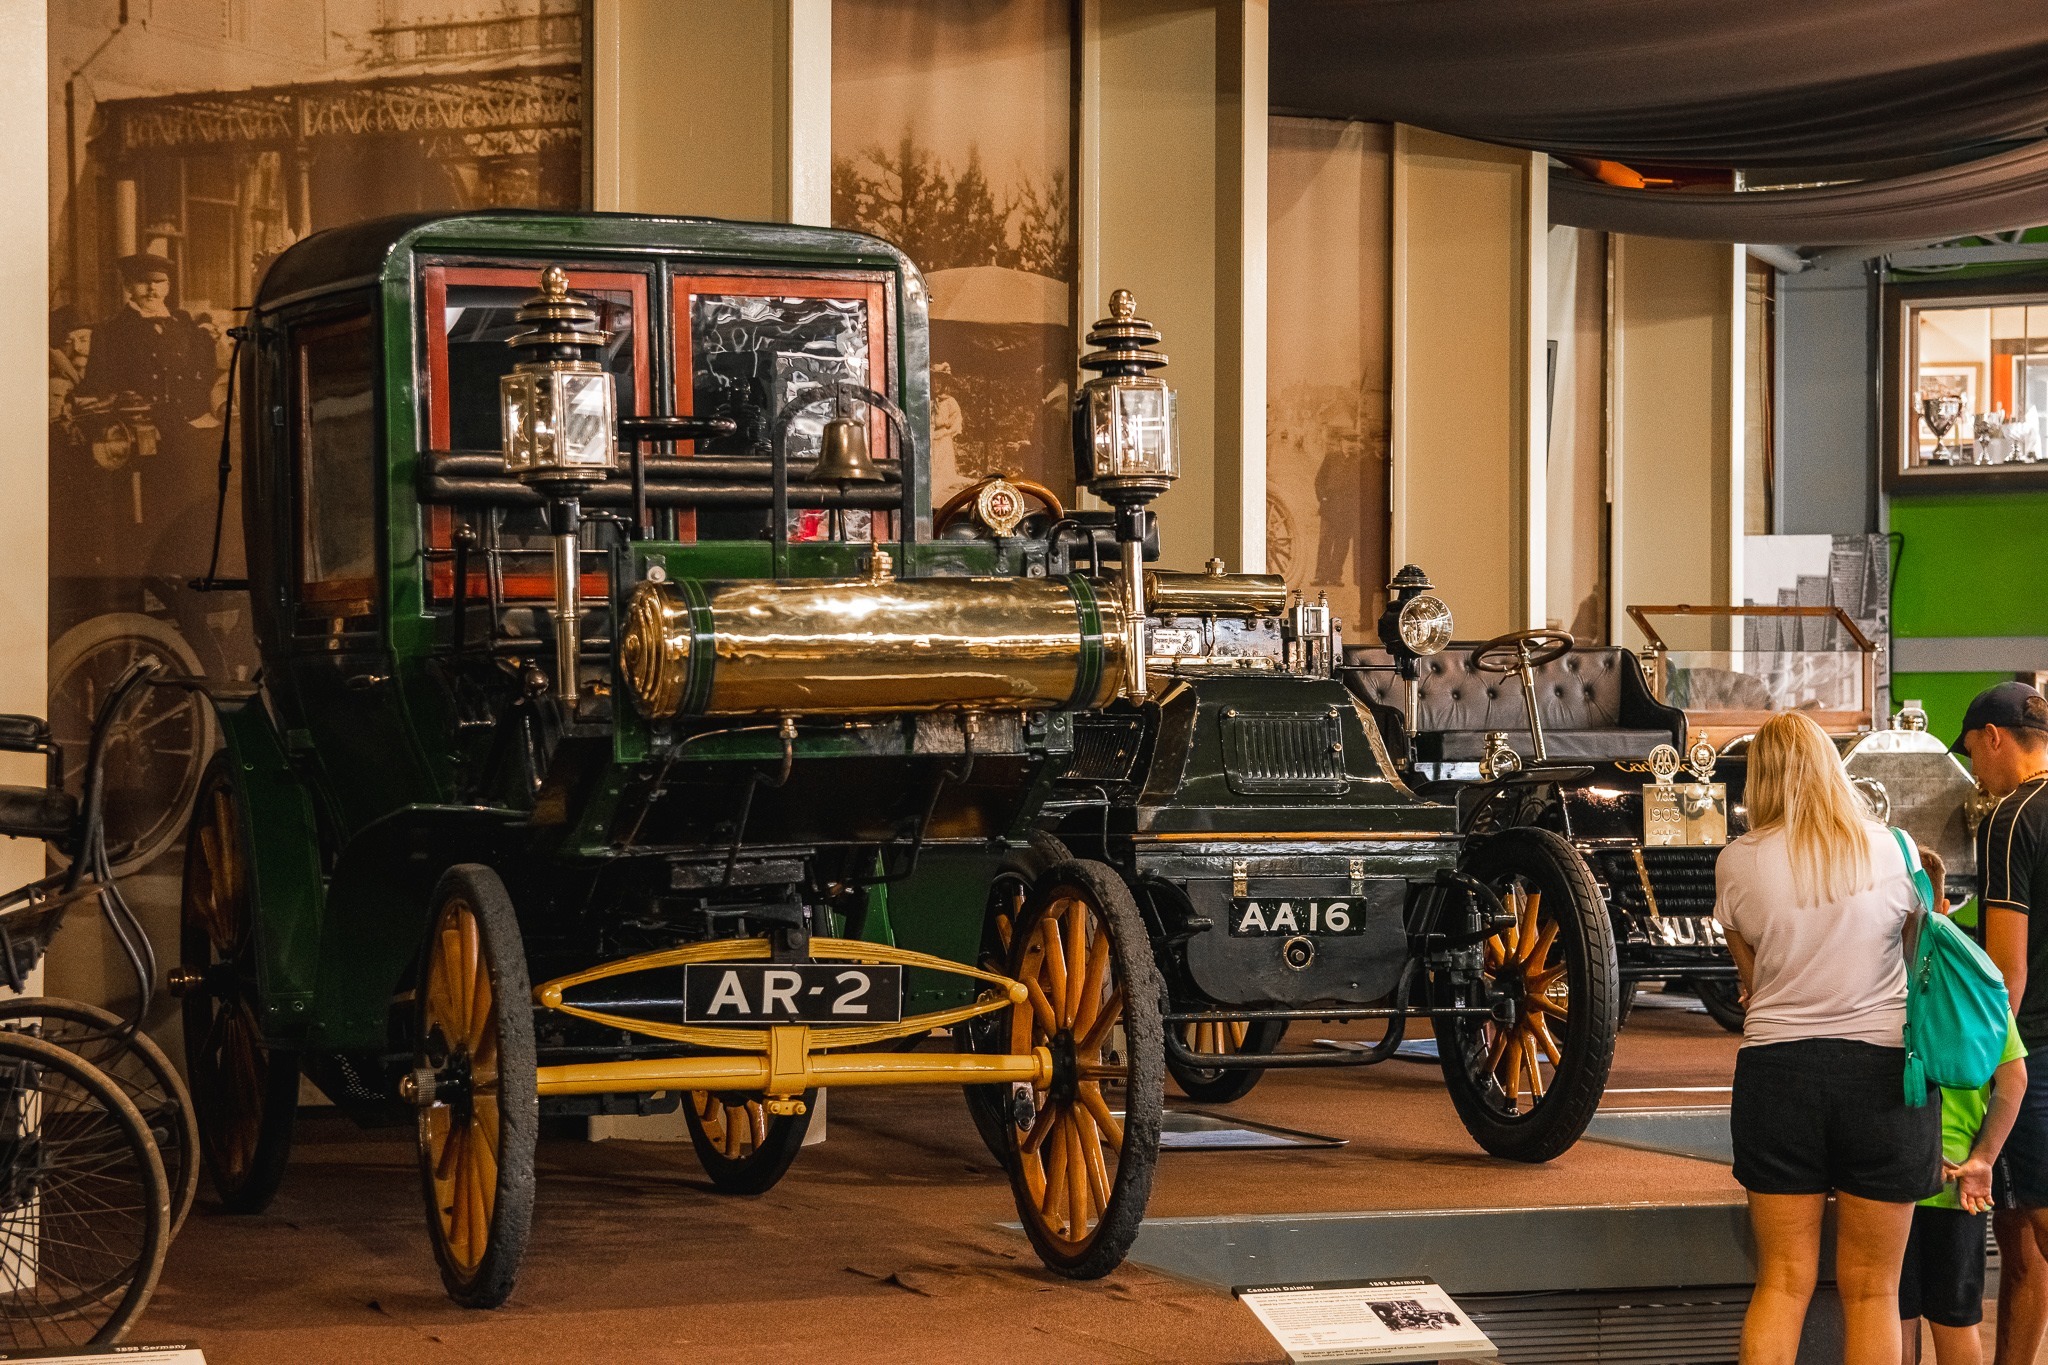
left=934, top=474, right=1066, bottom=538
left=1468, top=629, right=1576, bottom=675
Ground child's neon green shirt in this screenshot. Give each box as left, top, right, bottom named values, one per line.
left=1923, top=1013, right=2027, bottom=1210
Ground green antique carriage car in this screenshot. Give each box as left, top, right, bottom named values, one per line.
left=174, top=211, right=1181, bottom=1303
left=172, top=210, right=1615, bottom=1310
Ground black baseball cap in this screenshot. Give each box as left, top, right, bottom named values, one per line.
left=1951, top=680, right=2048, bottom=753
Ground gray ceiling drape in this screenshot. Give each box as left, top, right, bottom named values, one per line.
left=1549, top=142, right=2048, bottom=245
left=1272, top=0, right=2048, bottom=242
left=1271, top=0, right=2048, bottom=169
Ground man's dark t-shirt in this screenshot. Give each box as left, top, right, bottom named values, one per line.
left=1980, top=775, right=2048, bottom=1050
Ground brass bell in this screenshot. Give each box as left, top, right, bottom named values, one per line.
left=808, top=412, right=885, bottom=483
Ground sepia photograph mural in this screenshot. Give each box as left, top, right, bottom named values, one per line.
left=47, top=0, right=586, bottom=1011
left=832, top=0, right=1076, bottom=507
left=1267, top=116, right=1392, bottom=635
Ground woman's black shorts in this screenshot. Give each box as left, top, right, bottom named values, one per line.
left=1731, top=1039, right=1942, bottom=1203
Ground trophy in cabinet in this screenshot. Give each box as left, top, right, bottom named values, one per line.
left=1920, top=394, right=1964, bottom=465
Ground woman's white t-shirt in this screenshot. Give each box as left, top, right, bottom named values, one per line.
left=1712, top=821, right=1920, bottom=1049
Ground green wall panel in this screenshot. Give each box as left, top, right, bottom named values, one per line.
left=1889, top=492, right=2048, bottom=639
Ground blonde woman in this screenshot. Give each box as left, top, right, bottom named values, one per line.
left=1716, top=711, right=1940, bottom=1365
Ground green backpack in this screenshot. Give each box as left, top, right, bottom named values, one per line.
left=1897, top=827, right=2012, bottom=1106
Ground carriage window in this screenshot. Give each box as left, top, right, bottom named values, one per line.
left=425, top=266, right=647, bottom=451
left=673, top=273, right=893, bottom=542
left=297, top=316, right=377, bottom=604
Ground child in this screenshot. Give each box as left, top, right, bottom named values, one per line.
left=1901, top=854, right=2029, bottom=1365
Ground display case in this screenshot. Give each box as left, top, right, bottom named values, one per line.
left=1884, top=273, right=2048, bottom=493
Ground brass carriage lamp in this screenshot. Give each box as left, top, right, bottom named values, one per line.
left=500, top=265, right=619, bottom=705
left=1074, top=289, right=1180, bottom=699
left=1375, top=564, right=1454, bottom=733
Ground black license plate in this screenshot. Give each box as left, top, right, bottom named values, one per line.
left=681, top=964, right=903, bottom=1024
left=1228, top=898, right=1368, bottom=937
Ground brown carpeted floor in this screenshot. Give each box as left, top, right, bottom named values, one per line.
left=144, top=1007, right=1750, bottom=1363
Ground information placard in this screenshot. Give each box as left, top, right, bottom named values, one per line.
left=1236, top=1278, right=1495, bottom=1363
left=0, top=1347, right=204, bottom=1363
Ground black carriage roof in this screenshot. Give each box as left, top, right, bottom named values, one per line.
left=253, top=209, right=924, bottom=308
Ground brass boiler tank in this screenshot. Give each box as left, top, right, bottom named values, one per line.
left=620, top=556, right=1128, bottom=719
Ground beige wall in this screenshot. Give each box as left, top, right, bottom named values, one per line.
left=1389, top=126, right=1546, bottom=638
left=592, top=0, right=830, bottom=223
left=1082, top=0, right=1265, bottom=573
left=1610, top=235, right=1744, bottom=650
left=0, top=0, right=45, bottom=907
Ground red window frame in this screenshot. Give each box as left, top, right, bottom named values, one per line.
left=420, top=264, right=651, bottom=600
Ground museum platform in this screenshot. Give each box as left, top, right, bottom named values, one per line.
left=132, top=998, right=1761, bottom=1358
left=142, top=1004, right=1807, bottom=1364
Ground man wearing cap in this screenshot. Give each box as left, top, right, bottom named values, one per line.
left=1952, top=682, right=2048, bottom=1360
left=76, top=253, right=214, bottom=428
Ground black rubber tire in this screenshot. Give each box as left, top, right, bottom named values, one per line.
left=683, top=1090, right=816, bottom=1195
left=415, top=865, right=538, bottom=1310
left=1000, top=857, right=1165, bottom=1280
left=1614, top=981, right=1638, bottom=1031
left=0, top=1031, right=171, bottom=1349
left=961, top=834, right=1073, bottom=1167
left=1166, top=1020, right=1287, bottom=1103
left=1695, top=979, right=1747, bottom=1034
left=1436, top=828, right=1618, bottom=1163
left=179, top=754, right=298, bottom=1214
left=0, top=997, right=201, bottom=1238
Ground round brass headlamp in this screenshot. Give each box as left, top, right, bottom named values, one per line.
left=620, top=580, right=691, bottom=719
left=1396, top=593, right=1454, bottom=656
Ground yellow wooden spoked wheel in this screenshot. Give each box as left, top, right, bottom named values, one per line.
left=683, top=1088, right=815, bottom=1195
left=1167, top=1018, right=1288, bottom=1104
left=961, top=840, right=1068, bottom=1166
left=999, top=857, right=1163, bottom=1279
left=177, top=755, right=298, bottom=1214
left=1435, top=828, right=1618, bottom=1163
left=1481, top=882, right=1568, bottom=1108
left=412, top=865, right=536, bottom=1309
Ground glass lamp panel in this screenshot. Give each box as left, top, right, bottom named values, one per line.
left=554, top=370, right=618, bottom=470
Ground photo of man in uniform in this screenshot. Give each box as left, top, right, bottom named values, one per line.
left=74, top=252, right=216, bottom=447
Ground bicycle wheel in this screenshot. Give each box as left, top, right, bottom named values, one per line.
left=0, top=998, right=198, bottom=1238
left=0, top=1031, right=171, bottom=1348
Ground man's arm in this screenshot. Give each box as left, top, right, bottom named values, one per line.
left=1988, top=905, right=2030, bottom=1008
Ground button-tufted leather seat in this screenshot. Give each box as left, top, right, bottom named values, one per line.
left=1341, top=645, right=1685, bottom=763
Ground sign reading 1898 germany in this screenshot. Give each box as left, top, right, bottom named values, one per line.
left=682, top=964, right=904, bottom=1024
left=1229, top=900, right=1367, bottom=937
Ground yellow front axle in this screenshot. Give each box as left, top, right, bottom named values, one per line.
left=529, top=935, right=1046, bottom=1105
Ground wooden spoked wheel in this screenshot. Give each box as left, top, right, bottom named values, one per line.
left=179, top=755, right=297, bottom=1214
left=961, top=838, right=1069, bottom=1167
left=1167, top=1018, right=1287, bottom=1104
left=683, top=1089, right=814, bottom=1195
left=414, top=865, right=536, bottom=1309
left=1434, top=828, right=1617, bottom=1163
left=998, top=858, right=1163, bottom=1279
left=1481, top=881, right=1567, bottom=1108
left=0, top=998, right=200, bottom=1237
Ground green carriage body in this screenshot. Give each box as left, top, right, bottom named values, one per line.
left=216, top=211, right=1057, bottom=1068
